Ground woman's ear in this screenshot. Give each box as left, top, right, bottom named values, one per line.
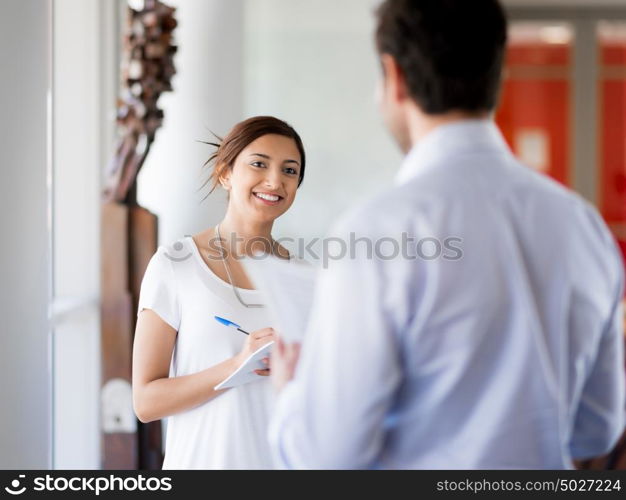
left=218, top=167, right=231, bottom=191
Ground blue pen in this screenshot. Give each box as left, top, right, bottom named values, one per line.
left=214, top=315, right=250, bottom=335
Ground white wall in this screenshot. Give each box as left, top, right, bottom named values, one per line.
left=52, top=0, right=116, bottom=469
left=138, top=0, right=245, bottom=246
left=244, top=0, right=402, bottom=244
left=0, top=0, right=52, bottom=469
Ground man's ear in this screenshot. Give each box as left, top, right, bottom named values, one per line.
left=380, top=54, right=408, bottom=103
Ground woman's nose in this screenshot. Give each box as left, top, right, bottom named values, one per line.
left=264, top=168, right=282, bottom=188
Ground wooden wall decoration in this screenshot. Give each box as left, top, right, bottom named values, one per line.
left=100, top=0, right=177, bottom=470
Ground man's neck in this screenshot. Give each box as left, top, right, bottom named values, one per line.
left=406, top=108, right=492, bottom=150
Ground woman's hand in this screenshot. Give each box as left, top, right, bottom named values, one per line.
left=255, top=356, right=271, bottom=377
left=233, top=327, right=275, bottom=376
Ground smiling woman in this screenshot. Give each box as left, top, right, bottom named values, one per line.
left=132, top=115, right=307, bottom=469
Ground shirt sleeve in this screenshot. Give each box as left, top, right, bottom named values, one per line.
left=268, top=211, right=404, bottom=469
left=569, top=244, right=626, bottom=459
left=137, top=247, right=181, bottom=331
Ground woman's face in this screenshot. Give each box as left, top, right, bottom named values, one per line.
left=221, top=134, right=302, bottom=224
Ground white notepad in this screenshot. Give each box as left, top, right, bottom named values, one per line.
left=214, top=341, right=274, bottom=390
left=242, top=255, right=317, bottom=343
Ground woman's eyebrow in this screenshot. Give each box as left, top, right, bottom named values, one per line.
left=250, top=152, right=300, bottom=166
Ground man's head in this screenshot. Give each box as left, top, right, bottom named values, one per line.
left=375, top=0, right=508, bottom=151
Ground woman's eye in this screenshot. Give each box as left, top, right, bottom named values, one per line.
left=251, top=161, right=266, bottom=168
left=284, top=167, right=298, bottom=175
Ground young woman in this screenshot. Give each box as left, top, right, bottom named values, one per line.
left=132, top=116, right=305, bottom=469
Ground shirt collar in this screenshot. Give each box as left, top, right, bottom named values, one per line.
left=394, top=119, right=511, bottom=186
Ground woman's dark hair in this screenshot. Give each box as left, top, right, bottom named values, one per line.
left=375, top=0, right=508, bottom=114
left=201, top=116, right=305, bottom=199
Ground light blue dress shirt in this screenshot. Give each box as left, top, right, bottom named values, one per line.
left=269, top=119, right=626, bottom=469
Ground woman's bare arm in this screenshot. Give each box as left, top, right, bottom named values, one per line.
left=132, top=309, right=273, bottom=423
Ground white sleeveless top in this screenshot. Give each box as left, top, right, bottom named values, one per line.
left=137, top=236, right=275, bottom=469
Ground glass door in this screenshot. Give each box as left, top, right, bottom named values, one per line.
left=598, top=22, right=626, bottom=255
left=500, top=7, right=626, bottom=268
left=496, top=22, right=573, bottom=186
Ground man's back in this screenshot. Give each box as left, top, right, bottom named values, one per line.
left=269, top=120, right=625, bottom=468
left=377, top=120, right=624, bottom=468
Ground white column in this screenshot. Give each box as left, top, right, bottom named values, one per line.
left=138, top=0, right=245, bottom=246
left=52, top=0, right=116, bottom=469
left=0, top=0, right=52, bottom=468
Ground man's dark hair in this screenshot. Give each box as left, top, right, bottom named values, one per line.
left=375, top=0, right=508, bottom=114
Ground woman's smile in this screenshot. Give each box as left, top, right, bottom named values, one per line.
left=252, top=191, right=283, bottom=206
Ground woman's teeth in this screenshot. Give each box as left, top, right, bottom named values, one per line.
left=254, top=193, right=280, bottom=202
